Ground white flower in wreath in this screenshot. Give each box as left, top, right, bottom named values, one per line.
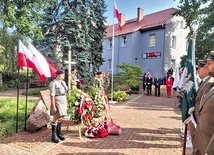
left=85, top=97, right=91, bottom=102
left=76, top=93, right=81, bottom=97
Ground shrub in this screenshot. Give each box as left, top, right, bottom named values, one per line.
left=0, top=83, right=8, bottom=91
left=116, top=63, right=143, bottom=89
left=108, top=90, right=128, bottom=102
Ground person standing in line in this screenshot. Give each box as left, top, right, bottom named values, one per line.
left=94, top=71, right=104, bottom=89
left=49, top=69, right=68, bottom=143
left=153, top=75, right=162, bottom=97
left=165, top=75, right=173, bottom=98
left=193, top=51, right=214, bottom=155
left=146, top=74, right=153, bottom=96
left=188, top=60, right=214, bottom=154
left=163, top=72, right=169, bottom=85
left=103, top=72, right=110, bottom=93
left=70, top=67, right=79, bottom=89
left=142, top=73, right=147, bottom=93
left=93, top=72, right=98, bottom=87
left=168, top=67, right=174, bottom=75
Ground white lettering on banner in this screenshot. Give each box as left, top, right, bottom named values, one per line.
left=142, top=52, right=161, bottom=59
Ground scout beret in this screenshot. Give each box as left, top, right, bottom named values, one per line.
left=96, top=71, right=102, bottom=75
left=71, top=66, right=76, bottom=71
left=55, top=69, right=65, bottom=75
left=205, top=51, right=214, bottom=61
left=198, top=60, right=206, bottom=67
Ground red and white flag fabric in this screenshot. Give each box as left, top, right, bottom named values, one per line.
left=18, top=40, right=58, bottom=82
left=114, top=1, right=122, bottom=31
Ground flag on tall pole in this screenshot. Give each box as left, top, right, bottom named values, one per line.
left=181, top=39, right=198, bottom=125
left=28, top=42, right=58, bottom=81
left=114, top=1, right=122, bottom=31
left=18, top=40, right=58, bottom=82
left=110, top=1, right=123, bottom=103
left=181, top=38, right=198, bottom=155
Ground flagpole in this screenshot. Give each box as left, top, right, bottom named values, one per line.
left=182, top=124, right=188, bottom=155
left=16, top=45, right=19, bottom=133
left=192, top=26, right=199, bottom=91
left=111, top=0, right=115, bottom=101
left=24, top=67, right=29, bottom=131
left=16, top=67, right=20, bottom=133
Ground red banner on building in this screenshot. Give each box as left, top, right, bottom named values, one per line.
left=142, top=52, right=161, bottom=59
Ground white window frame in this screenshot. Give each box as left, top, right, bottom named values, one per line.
left=108, top=59, right=112, bottom=70
left=121, top=36, right=127, bottom=47
left=149, top=34, right=156, bottom=47
left=171, top=36, right=176, bottom=49
left=108, top=39, right=112, bottom=49
left=180, top=20, right=184, bottom=29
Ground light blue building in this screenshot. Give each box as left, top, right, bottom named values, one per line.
left=101, top=8, right=189, bottom=77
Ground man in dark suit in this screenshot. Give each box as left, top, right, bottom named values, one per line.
left=167, top=67, right=173, bottom=76
left=146, top=74, right=153, bottom=96
left=193, top=51, right=214, bottom=155
left=153, top=75, right=162, bottom=97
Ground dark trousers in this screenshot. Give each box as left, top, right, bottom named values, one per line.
left=155, top=86, right=160, bottom=96
left=147, top=85, right=152, bottom=95
left=143, top=83, right=146, bottom=91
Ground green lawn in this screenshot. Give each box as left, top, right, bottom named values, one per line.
left=0, top=98, right=36, bottom=138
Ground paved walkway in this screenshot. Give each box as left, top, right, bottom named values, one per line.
left=0, top=90, right=192, bottom=155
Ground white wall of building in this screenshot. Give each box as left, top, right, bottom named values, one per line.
left=164, top=16, right=189, bottom=72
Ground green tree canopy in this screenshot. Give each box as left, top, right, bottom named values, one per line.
left=175, top=0, right=214, bottom=59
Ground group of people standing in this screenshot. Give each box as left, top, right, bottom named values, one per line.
left=93, top=71, right=110, bottom=93
left=142, top=71, right=174, bottom=97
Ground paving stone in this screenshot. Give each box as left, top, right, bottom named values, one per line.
left=0, top=92, right=193, bottom=155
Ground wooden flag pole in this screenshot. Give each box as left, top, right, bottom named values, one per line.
left=182, top=124, right=188, bottom=155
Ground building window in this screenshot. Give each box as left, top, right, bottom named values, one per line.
left=180, top=20, right=184, bottom=29
left=108, top=59, right=112, bottom=70
left=171, top=36, right=176, bottom=49
left=108, top=39, right=112, bottom=49
left=149, top=34, right=156, bottom=47
left=121, top=36, right=127, bottom=47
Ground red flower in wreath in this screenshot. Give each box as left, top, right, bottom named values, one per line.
left=84, top=113, right=92, bottom=120
left=77, top=107, right=83, bottom=115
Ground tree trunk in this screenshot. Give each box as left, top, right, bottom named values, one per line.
left=0, top=72, right=2, bottom=84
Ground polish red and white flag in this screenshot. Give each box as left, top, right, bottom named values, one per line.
left=114, top=1, right=122, bottom=31
left=18, top=40, right=58, bottom=81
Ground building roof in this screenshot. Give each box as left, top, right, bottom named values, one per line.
left=105, top=8, right=177, bottom=38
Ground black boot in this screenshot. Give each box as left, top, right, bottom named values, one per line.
left=56, top=120, right=65, bottom=141
left=51, top=122, right=60, bottom=143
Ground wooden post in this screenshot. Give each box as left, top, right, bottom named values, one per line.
left=64, top=50, right=76, bottom=93
left=182, top=124, right=188, bottom=155
left=78, top=124, right=82, bottom=140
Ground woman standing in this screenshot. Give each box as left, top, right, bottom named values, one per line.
left=49, top=69, right=68, bottom=143
left=165, top=76, right=173, bottom=98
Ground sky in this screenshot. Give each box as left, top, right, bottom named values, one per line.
left=104, top=0, right=181, bottom=25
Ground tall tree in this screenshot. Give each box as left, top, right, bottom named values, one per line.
left=39, top=0, right=61, bottom=63
left=40, top=0, right=107, bottom=82
left=0, top=29, right=22, bottom=73
left=0, top=0, right=44, bottom=40
left=175, top=0, right=214, bottom=59
left=0, top=0, right=46, bottom=74
left=88, top=0, right=107, bottom=74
